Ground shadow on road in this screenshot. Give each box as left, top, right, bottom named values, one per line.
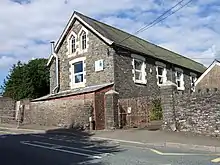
left=0, top=127, right=124, bottom=165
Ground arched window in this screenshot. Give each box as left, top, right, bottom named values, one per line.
left=81, top=31, right=87, bottom=50
left=69, top=35, right=76, bottom=53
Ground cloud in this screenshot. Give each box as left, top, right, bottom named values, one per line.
left=0, top=0, right=220, bottom=84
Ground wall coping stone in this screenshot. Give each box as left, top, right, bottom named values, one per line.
left=160, top=81, right=177, bottom=88
left=105, top=90, right=119, bottom=95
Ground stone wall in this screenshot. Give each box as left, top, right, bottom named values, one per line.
left=30, top=93, right=94, bottom=129
left=0, top=86, right=112, bottom=130
left=196, top=64, right=220, bottom=91
left=52, top=19, right=114, bottom=92
left=175, top=91, right=220, bottom=136
left=114, top=50, right=160, bottom=99
left=94, top=87, right=112, bottom=130
left=105, top=90, right=119, bottom=129
left=0, top=97, right=16, bottom=123
left=20, top=99, right=32, bottom=124
left=161, top=82, right=220, bottom=137
left=113, top=48, right=201, bottom=99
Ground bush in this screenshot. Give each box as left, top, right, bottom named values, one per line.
left=150, top=99, right=162, bottom=121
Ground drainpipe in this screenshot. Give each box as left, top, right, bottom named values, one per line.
left=50, top=41, right=59, bottom=94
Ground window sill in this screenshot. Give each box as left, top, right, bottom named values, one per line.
left=177, top=87, right=185, bottom=91
left=68, top=52, right=77, bottom=58
left=157, top=83, right=163, bottom=87
left=78, top=48, right=88, bottom=54
left=71, top=82, right=85, bottom=89
left=95, top=69, right=104, bottom=72
left=134, top=80, right=147, bottom=85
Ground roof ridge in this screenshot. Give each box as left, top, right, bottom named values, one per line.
left=75, top=11, right=205, bottom=69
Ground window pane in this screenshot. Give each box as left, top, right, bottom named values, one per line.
left=82, top=40, right=86, bottom=49
left=192, top=77, right=195, bottom=83
left=71, top=36, right=75, bottom=53
left=158, top=77, right=163, bottom=84
left=75, top=74, right=83, bottom=83
left=134, top=60, right=142, bottom=70
left=135, top=71, right=142, bottom=80
left=191, top=77, right=196, bottom=87
left=74, top=62, right=83, bottom=73
left=158, top=67, right=163, bottom=75
left=81, top=31, right=86, bottom=50
left=176, top=71, right=181, bottom=79
left=177, top=81, right=181, bottom=87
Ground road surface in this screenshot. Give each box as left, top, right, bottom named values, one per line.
left=0, top=130, right=219, bottom=165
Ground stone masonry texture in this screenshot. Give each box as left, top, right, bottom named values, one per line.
left=17, top=86, right=112, bottom=130
left=196, top=64, right=220, bottom=91
left=175, top=91, right=220, bottom=136
left=161, top=83, right=220, bottom=137
left=49, top=60, right=56, bottom=94
left=160, top=83, right=177, bottom=131
left=105, top=90, right=119, bottom=129
left=30, top=93, right=94, bottom=129
left=46, top=17, right=203, bottom=130
left=94, top=86, right=112, bottom=130
left=0, top=97, right=16, bottom=124
left=51, top=19, right=114, bottom=92
left=50, top=18, right=200, bottom=96
left=113, top=47, right=200, bottom=99
left=113, top=50, right=159, bottom=99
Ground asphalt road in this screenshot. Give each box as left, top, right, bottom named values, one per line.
left=0, top=130, right=219, bottom=165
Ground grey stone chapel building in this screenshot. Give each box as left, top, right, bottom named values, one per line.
left=33, top=11, right=206, bottom=130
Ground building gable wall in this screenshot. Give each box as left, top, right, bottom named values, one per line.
left=50, top=19, right=115, bottom=93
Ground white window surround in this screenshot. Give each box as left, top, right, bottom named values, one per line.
left=190, top=75, right=197, bottom=92
left=78, top=27, right=89, bottom=53
left=69, top=57, right=86, bottom=89
left=81, top=31, right=87, bottom=49
left=156, top=66, right=167, bottom=86
left=67, top=31, right=77, bottom=57
left=175, top=70, right=185, bottom=90
left=53, top=13, right=113, bottom=54
left=131, top=54, right=147, bottom=84
left=95, top=59, right=104, bottom=72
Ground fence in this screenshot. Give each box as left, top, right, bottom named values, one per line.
left=118, top=97, right=151, bottom=128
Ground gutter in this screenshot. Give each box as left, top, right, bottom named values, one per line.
left=50, top=41, right=59, bottom=94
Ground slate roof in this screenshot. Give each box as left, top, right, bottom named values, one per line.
left=32, top=83, right=113, bottom=102
left=75, top=12, right=206, bottom=73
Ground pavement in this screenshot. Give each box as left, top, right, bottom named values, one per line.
left=91, top=129, right=220, bottom=152
left=0, top=125, right=220, bottom=164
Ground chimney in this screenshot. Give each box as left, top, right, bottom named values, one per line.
left=50, top=41, right=55, bottom=54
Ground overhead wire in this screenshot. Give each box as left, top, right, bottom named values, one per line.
left=116, top=0, right=213, bottom=63
left=119, top=0, right=187, bottom=44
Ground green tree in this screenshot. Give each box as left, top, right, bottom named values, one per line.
left=1, top=58, right=49, bottom=100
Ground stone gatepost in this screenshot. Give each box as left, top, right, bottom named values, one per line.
left=105, top=90, right=119, bottom=129
left=160, top=81, right=177, bottom=131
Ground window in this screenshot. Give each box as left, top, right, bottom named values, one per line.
left=190, top=76, right=197, bottom=91
left=73, top=61, right=84, bottom=83
left=69, top=57, right=86, bottom=89
left=67, top=32, right=77, bottom=56
left=95, top=59, right=104, bottom=72
left=176, top=71, right=184, bottom=90
left=81, top=31, right=87, bottom=50
left=156, top=66, right=167, bottom=85
left=70, top=35, right=76, bottom=53
left=132, top=55, right=146, bottom=84
left=134, top=59, right=143, bottom=81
